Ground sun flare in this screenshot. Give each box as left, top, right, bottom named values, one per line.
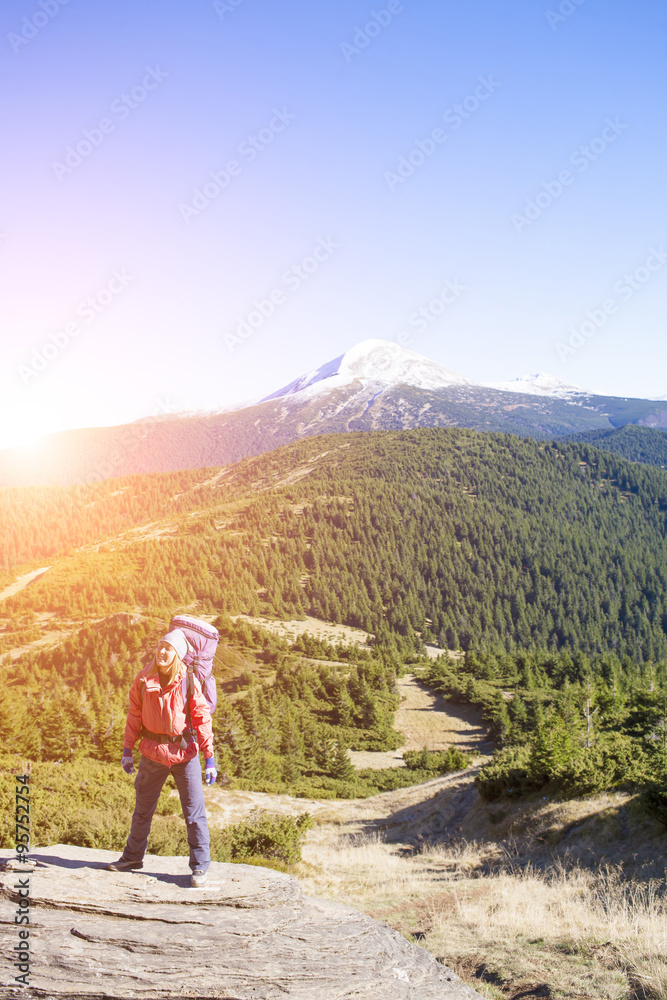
left=3, top=411, right=53, bottom=451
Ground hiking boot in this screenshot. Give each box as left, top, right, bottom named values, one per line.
left=106, top=858, right=144, bottom=872
left=190, top=869, right=208, bottom=888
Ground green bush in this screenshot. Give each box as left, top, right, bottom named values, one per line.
left=146, top=809, right=313, bottom=867
left=219, top=810, right=313, bottom=865
left=0, top=757, right=147, bottom=851
left=403, top=747, right=472, bottom=774
left=477, top=731, right=652, bottom=801
left=354, top=767, right=434, bottom=792
left=352, top=728, right=404, bottom=751
left=476, top=744, right=534, bottom=801
left=554, top=732, right=651, bottom=796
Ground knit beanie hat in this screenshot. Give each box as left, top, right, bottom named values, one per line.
left=160, top=628, right=189, bottom=661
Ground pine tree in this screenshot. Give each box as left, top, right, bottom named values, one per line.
left=492, top=701, right=512, bottom=747
left=329, top=739, right=355, bottom=781
left=279, top=747, right=299, bottom=783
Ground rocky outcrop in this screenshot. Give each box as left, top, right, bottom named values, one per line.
left=1, top=845, right=483, bottom=999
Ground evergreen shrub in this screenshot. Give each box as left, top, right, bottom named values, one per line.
left=403, top=747, right=472, bottom=773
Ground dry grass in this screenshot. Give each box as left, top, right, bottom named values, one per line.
left=231, top=612, right=373, bottom=648
left=298, top=828, right=667, bottom=999
left=427, top=860, right=667, bottom=999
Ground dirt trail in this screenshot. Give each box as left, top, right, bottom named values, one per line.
left=395, top=675, right=490, bottom=753
left=0, top=566, right=50, bottom=602
left=207, top=766, right=481, bottom=844
left=349, top=673, right=492, bottom=769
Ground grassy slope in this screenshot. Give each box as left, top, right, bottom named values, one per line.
left=297, top=773, right=667, bottom=1000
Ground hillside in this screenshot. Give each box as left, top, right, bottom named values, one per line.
left=0, top=383, right=612, bottom=488
left=560, top=425, right=667, bottom=468
left=294, top=774, right=667, bottom=1000
left=3, top=427, right=667, bottom=660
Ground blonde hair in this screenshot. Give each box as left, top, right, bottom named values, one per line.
left=154, top=648, right=184, bottom=688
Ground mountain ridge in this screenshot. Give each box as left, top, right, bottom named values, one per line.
left=2, top=340, right=667, bottom=487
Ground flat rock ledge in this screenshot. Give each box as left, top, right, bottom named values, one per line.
left=0, top=845, right=484, bottom=1000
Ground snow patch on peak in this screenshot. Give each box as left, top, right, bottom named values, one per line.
left=260, top=353, right=345, bottom=402
left=484, top=373, right=591, bottom=399
left=261, top=339, right=475, bottom=403
left=337, top=340, right=474, bottom=387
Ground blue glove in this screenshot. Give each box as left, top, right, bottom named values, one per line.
left=121, top=750, right=135, bottom=774
left=204, top=758, right=217, bottom=785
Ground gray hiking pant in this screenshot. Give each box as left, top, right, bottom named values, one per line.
left=122, top=754, right=210, bottom=871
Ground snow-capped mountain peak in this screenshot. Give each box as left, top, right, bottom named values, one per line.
left=483, top=372, right=590, bottom=399
left=261, top=339, right=475, bottom=403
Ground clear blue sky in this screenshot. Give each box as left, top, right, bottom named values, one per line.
left=1, top=0, right=665, bottom=447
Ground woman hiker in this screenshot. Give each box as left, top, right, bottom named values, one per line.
left=107, top=628, right=217, bottom=887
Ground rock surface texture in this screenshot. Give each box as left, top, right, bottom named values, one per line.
left=1, top=845, right=483, bottom=999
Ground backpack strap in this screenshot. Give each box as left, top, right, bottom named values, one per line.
left=182, top=663, right=196, bottom=733
left=177, top=633, right=197, bottom=733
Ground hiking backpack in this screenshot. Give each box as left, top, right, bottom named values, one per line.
left=169, top=614, right=219, bottom=717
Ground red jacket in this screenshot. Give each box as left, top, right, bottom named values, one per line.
left=124, top=662, right=214, bottom=767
